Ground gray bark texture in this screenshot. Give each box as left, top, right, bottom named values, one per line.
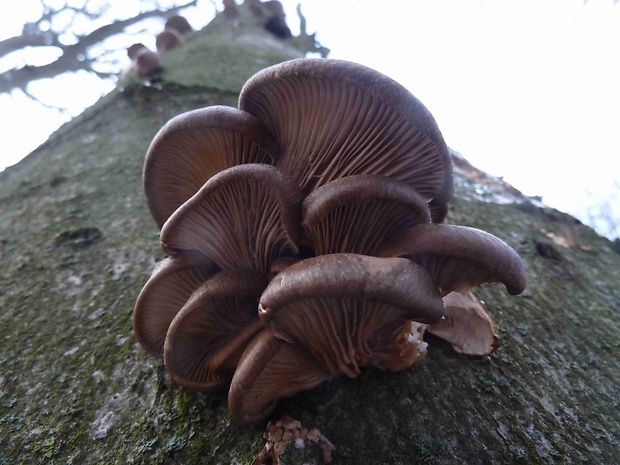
left=1, top=5, right=618, bottom=465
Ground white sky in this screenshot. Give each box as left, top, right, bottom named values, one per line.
left=1, top=0, right=619, bottom=237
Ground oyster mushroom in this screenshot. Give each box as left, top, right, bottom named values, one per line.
left=163, top=269, right=268, bottom=390
left=302, top=174, right=431, bottom=254
left=165, top=15, right=193, bottom=35
left=239, top=58, right=453, bottom=221
left=127, top=43, right=163, bottom=77
left=133, top=253, right=216, bottom=358
left=379, top=223, right=527, bottom=296
left=259, top=253, right=444, bottom=377
left=160, top=163, right=302, bottom=275
left=156, top=28, right=184, bottom=52
left=379, top=224, right=526, bottom=355
left=228, top=329, right=331, bottom=424
left=143, top=106, right=280, bottom=228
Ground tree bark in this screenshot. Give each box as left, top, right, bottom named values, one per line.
left=0, top=5, right=618, bottom=464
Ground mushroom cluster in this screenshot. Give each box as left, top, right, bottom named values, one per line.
left=127, top=15, right=193, bottom=78
left=133, top=58, right=527, bottom=424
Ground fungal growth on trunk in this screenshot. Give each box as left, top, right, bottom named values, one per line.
left=133, top=57, right=527, bottom=425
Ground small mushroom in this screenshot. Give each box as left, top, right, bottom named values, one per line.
left=259, top=253, right=444, bottom=377
left=133, top=253, right=216, bottom=358
left=143, top=106, right=280, bottom=228
left=163, top=269, right=268, bottom=390
left=228, top=329, right=331, bottom=424
left=160, top=164, right=302, bottom=275
left=379, top=223, right=527, bottom=296
left=429, top=291, right=501, bottom=356
left=302, top=174, right=431, bottom=254
left=165, top=15, right=193, bottom=35
left=156, top=28, right=184, bottom=52
left=239, top=58, right=453, bottom=219
left=126, top=43, right=163, bottom=77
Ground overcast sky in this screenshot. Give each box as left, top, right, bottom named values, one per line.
left=1, top=0, right=619, bottom=237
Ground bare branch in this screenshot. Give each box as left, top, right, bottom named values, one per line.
left=0, top=0, right=199, bottom=96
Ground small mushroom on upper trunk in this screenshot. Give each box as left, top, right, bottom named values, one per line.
left=127, top=43, right=163, bottom=77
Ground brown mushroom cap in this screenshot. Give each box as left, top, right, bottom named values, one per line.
left=379, top=224, right=527, bottom=296
left=228, top=329, right=331, bottom=424
left=302, top=174, right=431, bottom=254
left=163, top=269, right=268, bottom=391
left=238, top=58, right=453, bottom=206
left=165, top=15, right=193, bottom=34
left=143, top=106, right=280, bottom=228
left=156, top=28, right=184, bottom=52
left=133, top=253, right=216, bottom=358
left=160, top=163, right=302, bottom=275
left=429, top=291, right=501, bottom=356
left=259, top=253, right=444, bottom=377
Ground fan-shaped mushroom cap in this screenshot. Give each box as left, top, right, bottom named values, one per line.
left=429, top=291, right=501, bottom=356
left=302, top=175, right=431, bottom=254
left=133, top=254, right=216, bottom=358
left=163, top=269, right=268, bottom=391
left=239, top=58, right=453, bottom=210
left=160, top=163, right=302, bottom=275
left=379, top=224, right=527, bottom=296
left=228, top=329, right=331, bottom=424
left=143, top=106, right=280, bottom=228
left=259, top=253, right=444, bottom=377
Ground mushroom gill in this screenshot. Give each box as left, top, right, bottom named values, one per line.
left=302, top=175, right=431, bottom=254
left=144, top=106, right=280, bottom=228
left=228, top=329, right=331, bottom=425
left=160, top=163, right=302, bottom=275
left=239, top=58, right=453, bottom=217
left=379, top=223, right=527, bottom=296
left=164, top=269, right=268, bottom=391
left=133, top=253, right=216, bottom=358
left=259, top=254, right=443, bottom=377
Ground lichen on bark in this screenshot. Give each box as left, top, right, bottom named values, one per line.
left=1, top=4, right=618, bottom=465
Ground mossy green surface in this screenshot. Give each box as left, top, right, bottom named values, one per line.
left=1, top=6, right=619, bottom=465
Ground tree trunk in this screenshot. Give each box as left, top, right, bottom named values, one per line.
left=1, top=6, right=618, bottom=464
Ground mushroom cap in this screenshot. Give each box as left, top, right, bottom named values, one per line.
left=143, top=106, right=280, bottom=228
left=127, top=43, right=148, bottom=59
left=163, top=269, right=267, bottom=391
left=165, top=15, right=193, bottom=34
left=379, top=224, right=527, bottom=296
left=302, top=174, right=431, bottom=254
left=156, top=28, right=184, bottom=52
left=160, top=163, right=302, bottom=275
left=259, top=253, right=444, bottom=377
left=239, top=58, right=453, bottom=205
left=228, top=329, right=331, bottom=424
left=429, top=291, right=501, bottom=356
left=133, top=253, right=216, bottom=358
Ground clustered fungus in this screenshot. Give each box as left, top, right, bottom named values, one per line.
left=127, top=15, right=192, bottom=78
left=133, top=57, right=527, bottom=425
